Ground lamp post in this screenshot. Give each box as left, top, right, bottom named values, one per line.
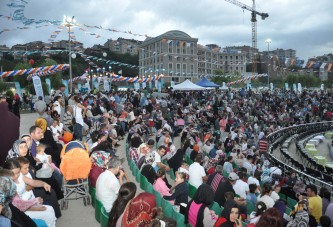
left=63, top=16, right=77, bottom=94
left=265, top=38, right=272, bottom=52
left=265, top=39, right=272, bottom=88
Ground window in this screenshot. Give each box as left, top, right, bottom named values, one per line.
left=168, top=63, right=173, bottom=71
left=169, top=56, right=173, bottom=61
left=177, top=63, right=181, bottom=70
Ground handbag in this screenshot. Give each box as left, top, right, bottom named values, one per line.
left=36, top=163, right=53, bottom=178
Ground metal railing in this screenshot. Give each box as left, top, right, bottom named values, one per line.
left=267, top=121, right=333, bottom=194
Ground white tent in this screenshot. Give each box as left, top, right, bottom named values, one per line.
left=171, top=79, right=206, bottom=90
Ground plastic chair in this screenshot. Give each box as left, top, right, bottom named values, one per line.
left=140, top=176, right=148, bottom=191
left=145, top=182, right=154, bottom=194
left=135, top=169, right=141, bottom=182
left=287, top=197, right=297, bottom=209
left=209, top=202, right=222, bottom=216
left=278, top=192, right=287, bottom=201
left=162, top=198, right=174, bottom=218
left=95, top=199, right=103, bottom=223
left=246, top=202, right=255, bottom=215
left=100, top=206, right=109, bottom=227
left=89, top=186, right=96, bottom=208
left=172, top=211, right=186, bottom=227
left=169, top=170, right=176, bottom=181
left=285, top=206, right=292, bottom=215
left=153, top=189, right=162, bottom=207
left=188, top=184, right=197, bottom=198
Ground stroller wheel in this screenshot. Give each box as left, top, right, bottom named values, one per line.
left=65, top=201, right=68, bottom=209
left=86, top=196, right=91, bottom=205
left=83, top=197, right=87, bottom=206
left=60, top=200, right=65, bottom=210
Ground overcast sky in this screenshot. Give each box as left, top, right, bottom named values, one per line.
left=1, top=0, right=332, bottom=60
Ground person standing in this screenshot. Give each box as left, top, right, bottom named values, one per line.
left=54, top=85, right=66, bottom=121
left=301, top=184, right=322, bottom=224
left=72, top=96, right=86, bottom=141
left=34, top=96, right=47, bottom=118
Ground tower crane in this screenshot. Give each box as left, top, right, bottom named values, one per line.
left=225, top=0, right=268, bottom=74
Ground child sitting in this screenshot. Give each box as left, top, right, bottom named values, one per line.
left=153, top=169, right=172, bottom=198
left=36, top=144, right=62, bottom=187
left=36, top=144, right=60, bottom=173
left=163, top=172, right=188, bottom=208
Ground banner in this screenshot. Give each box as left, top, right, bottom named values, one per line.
left=32, top=76, right=44, bottom=100
left=293, top=83, right=297, bottom=92
left=158, top=80, right=162, bottom=92
left=93, top=81, right=99, bottom=89
left=103, top=76, right=110, bottom=92
left=321, top=84, right=324, bottom=90
left=14, top=82, right=22, bottom=99
left=285, top=83, right=289, bottom=90
left=45, top=78, right=51, bottom=94
left=297, top=83, right=302, bottom=93
left=270, top=82, right=273, bottom=91
left=170, top=81, right=175, bottom=87
left=134, top=82, right=140, bottom=91
left=84, top=82, right=91, bottom=93
left=149, top=81, right=152, bottom=89
left=142, top=82, right=146, bottom=89
left=61, top=80, right=69, bottom=96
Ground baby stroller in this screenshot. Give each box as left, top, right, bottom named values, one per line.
left=60, top=141, right=92, bottom=209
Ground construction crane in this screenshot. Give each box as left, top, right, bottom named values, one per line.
left=225, top=0, right=268, bottom=74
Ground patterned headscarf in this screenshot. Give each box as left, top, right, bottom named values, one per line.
left=35, top=118, right=48, bottom=133
left=6, top=139, right=27, bottom=160
left=90, top=151, right=110, bottom=168
left=0, top=176, right=17, bottom=218
left=122, top=192, right=157, bottom=227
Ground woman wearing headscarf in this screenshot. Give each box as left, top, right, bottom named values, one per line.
left=6, top=138, right=63, bottom=210
left=122, top=192, right=157, bottom=227
left=273, top=200, right=289, bottom=225
left=185, top=184, right=217, bottom=227
left=0, top=175, right=37, bottom=227
left=35, top=118, right=62, bottom=167
left=6, top=140, right=29, bottom=160
left=89, top=150, right=111, bottom=188
left=108, top=182, right=137, bottom=227
left=214, top=200, right=242, bottom=227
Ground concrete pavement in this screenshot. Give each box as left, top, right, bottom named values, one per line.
left=19, top=113, right=143, bottom=227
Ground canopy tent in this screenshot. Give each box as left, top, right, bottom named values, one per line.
left=171, top=79, right=207, bottom=90
left=196, top=78, right=220, bottom=87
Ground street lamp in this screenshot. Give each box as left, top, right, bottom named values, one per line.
left=265, top=39, right=272, bottom=88
left=63, top=15, right=77, bottom=94
left=265, top=38, right=272, bottom=52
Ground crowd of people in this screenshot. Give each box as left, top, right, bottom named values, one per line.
left=1, top=84, right=333, bottom=226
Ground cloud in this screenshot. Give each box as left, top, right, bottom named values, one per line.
left=1, top=0, right=332, bottom=60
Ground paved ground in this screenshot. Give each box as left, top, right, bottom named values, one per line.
left=20, top=113, right=144, bottom=227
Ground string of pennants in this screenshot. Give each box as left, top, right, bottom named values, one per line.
left=1, top=0, right=151, bottom=38
left=226, top=74, right=267, bottom=86
left=79, top=53, right=140, bottom=70
left=0, top=64, right=69, bottom=78
left=70, top=73, right=164, bottom=84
